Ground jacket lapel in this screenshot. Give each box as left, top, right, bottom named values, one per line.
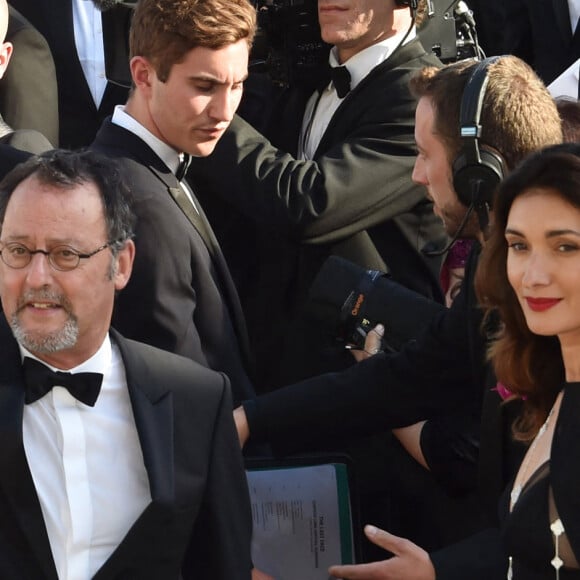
left=111, top=330, right=175, bottom=503
left=553, top=0, right=573, bottom=42
left=93, top=121, right=253, bottom=365
left=0, top=320, right=58, bottom=579
left=315, top=38, right=426, bottom=157
left=90, top=331, right=179, bottom=579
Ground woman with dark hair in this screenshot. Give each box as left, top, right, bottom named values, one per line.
left=476, top=142, right=580, bottom=579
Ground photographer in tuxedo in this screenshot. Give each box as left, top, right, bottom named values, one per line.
left=191, top=0, right=448, bottom=390
left=0, top=149, right=252, bottom=579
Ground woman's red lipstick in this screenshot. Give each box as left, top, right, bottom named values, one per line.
left=525, top=297, right=561, bottom=312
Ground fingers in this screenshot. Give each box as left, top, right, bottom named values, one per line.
left=251, top=568, right=275, bottom=580
left=364, top=324, right=384, bottom=356
left=233, top=406, right=249, bottom=448
left=329, top=526, right=435, bottom=580
left=364, top=525, right=407, bottom=554
left=329, top=560, right=388, bottom=579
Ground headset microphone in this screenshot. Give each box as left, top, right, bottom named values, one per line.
left=423, top=57, right=506, bottom=257
left=422, top=203, right=474, bottom=257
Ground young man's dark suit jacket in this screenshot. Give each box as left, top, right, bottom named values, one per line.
left=0, top=322, right=252, bottom=579
left=503, top=0, right=580, bottom=86
left=91, top=120, right=256, bottom=405
left=9, top=0, right=130, bottom=148
left=192, top=37, right=447, bottom=387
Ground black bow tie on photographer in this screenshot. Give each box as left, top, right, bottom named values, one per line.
left=22, top=357, right=103, bottom=407
left=175, top=153, right=191, bottom=182
left=318, top=65, right=351, bottom=99
left=330, top=65, right=351, bottom=98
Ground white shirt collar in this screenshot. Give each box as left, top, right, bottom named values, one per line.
left=569, top=0, right=580, bottom=34
left=19, top=333, right=112, bottom=375
left=112, top=105, right=182, bottom=174
left=328, top=26, right=417, bottom=91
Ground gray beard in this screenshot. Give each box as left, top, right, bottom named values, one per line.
left=11, top=314, right=79, bottom=354
left=11, top=289, right=79, bottom=354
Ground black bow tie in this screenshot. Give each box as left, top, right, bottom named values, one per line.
left=175, top=154, right=191, bottom=181
left=22, top=357, right=103, bottom=407
left=330, top=65, right=351, bottom=99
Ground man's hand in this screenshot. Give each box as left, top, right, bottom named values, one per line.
left=350, top=324, right=384, bottom=363
left=251, top=567, right=274, bottom=580
left=329, top=525, right=435, bottom=580
left=233, top=405, right=250, bottom=448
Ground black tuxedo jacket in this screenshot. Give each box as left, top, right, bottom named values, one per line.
left=0, top=6, right=59, bottom=146
left=0, top=323, right=252, bottom=579
left=0, top=142, right=30, bottom=179
left=91, top=120, right=255, bottom=405
left=9, top=0, right=130, bottom=148
left=192, top=38, right=447, bottom=386
left=504, top=0, right=580, bottom=85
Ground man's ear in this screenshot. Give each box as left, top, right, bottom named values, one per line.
left=0, top=41, right=13, bottom=79
left=129, top=56, right=155, bottom=95
left=113, top=239, right=135, bottom=291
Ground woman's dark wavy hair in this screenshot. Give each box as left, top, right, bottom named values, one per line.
left=475, top=143, right=580, bottom=441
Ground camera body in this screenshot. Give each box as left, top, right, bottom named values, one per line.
left=252, top=0, right=329, bottom=89
left=305, top=256, right=446, bottom=353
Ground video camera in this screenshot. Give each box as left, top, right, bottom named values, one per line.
left=304, top=256, right=445, bottom=353
left=251, top=0, right=484, bottom=88
left=103, top=0, right=483, bottom=90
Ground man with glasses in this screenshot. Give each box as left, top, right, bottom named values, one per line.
left=0, top=149, right=252, bottom=579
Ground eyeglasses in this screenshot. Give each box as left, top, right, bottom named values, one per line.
left=0, top=242, right=113, bottom=271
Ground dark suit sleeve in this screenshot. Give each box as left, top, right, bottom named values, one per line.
left=1, top=8, right=59, bottom=147
left=243, top=261, right=485, bottom=456
left=182, top=377, right=252, bottom=579
left=502, top=0, right=533, bottom=66
left=191, top=66, right=437, bottom=247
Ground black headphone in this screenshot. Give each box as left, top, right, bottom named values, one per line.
left=453, top=56, right=505, bottom=211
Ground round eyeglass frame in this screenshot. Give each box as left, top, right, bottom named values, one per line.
left=0, top=242, right=113, bottom=272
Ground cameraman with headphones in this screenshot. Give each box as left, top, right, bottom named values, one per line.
left=233, top=55, right=563, bottom=577
left=191, top=0, right=447, bottom=390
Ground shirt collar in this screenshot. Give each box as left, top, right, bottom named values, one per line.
left=112, top=105, right=182, bottom=174
left=329, top=26, right=417, bottom=91
left=19, top=334, right=113, bottom=375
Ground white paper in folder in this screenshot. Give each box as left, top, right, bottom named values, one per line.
left=246, top=462, right=355, bottom=580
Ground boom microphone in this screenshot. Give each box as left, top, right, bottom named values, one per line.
left=422, top=202, right=475, bottom=257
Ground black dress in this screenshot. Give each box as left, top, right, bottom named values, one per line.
left=500, top=385, right=580, bottom=579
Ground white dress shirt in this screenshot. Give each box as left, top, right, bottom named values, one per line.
left=569, top=0, right=580, bottom=34
left=73, top=0, right=108, bottom=107
left=22, top=335, right=151, bottom=580
left=299, top=27, right=417, bottom=160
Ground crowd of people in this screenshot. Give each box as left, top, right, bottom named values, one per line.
left=0, top=0, right=578, bottom=578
